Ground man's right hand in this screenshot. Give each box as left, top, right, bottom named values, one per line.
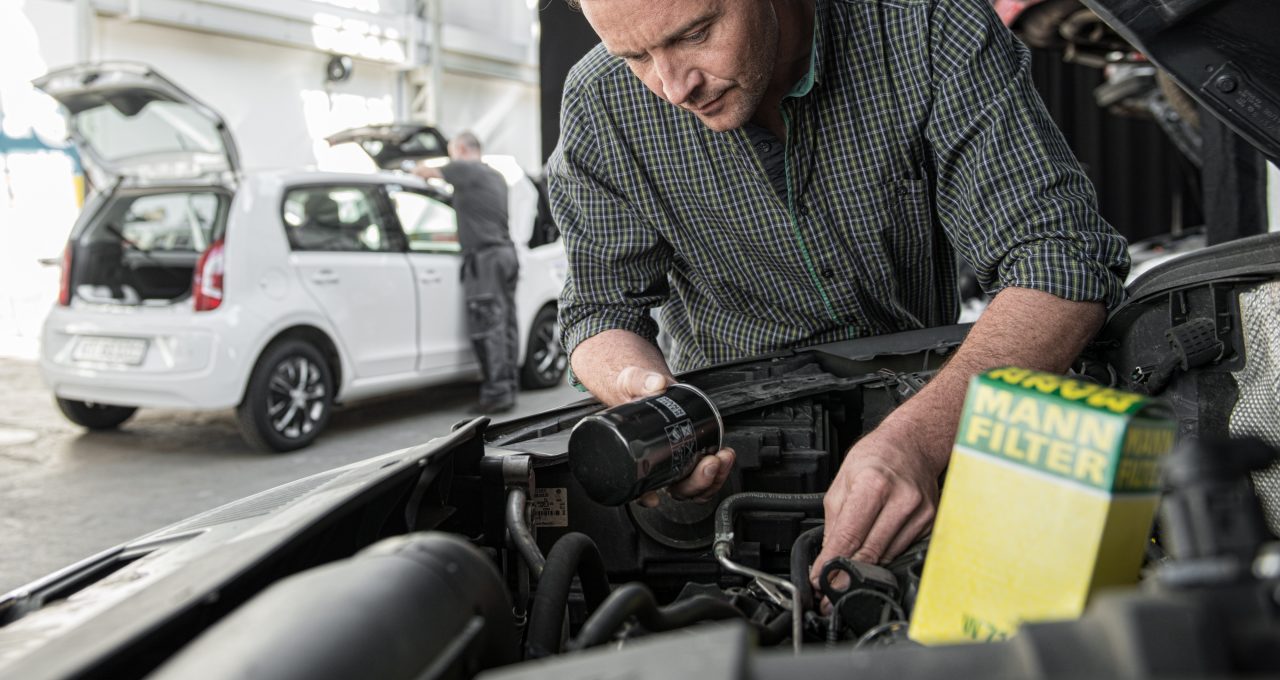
left=572, top=331, right=735, bottom=506
left=611, top=367, right=736, bottom=507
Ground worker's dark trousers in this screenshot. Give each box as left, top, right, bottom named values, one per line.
left=463, top=245, right=520, bottom=407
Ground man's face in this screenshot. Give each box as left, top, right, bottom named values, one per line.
left=581, top=0, right=779, bottom=132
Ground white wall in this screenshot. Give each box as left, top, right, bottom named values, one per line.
left=438, top=72, right=540, bottom=175
left=94, top=18, right=400, bottom=173
left=444, top=0, right=539, bottom=53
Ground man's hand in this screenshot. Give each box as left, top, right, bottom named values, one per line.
left=412, top=164, right=443, bottom=181
left=811, top=419, right=941, bottom=588
left=572, top=331, right=735, bottom=506
left=610, top=367, right=735, bottom=508
left=807, top=288, right=1107, bottom=592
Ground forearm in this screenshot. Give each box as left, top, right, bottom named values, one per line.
left=413, top=165, right=443, bottom=181
left=571, top=329, right=673, bottom=407
left=883, top=287, right=1106, bottom=472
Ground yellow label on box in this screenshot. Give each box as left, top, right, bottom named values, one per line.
left=908, top=367, right=1175, bottom=645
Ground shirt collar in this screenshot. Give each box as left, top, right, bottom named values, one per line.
left=785, top=1, right=823, bottom=99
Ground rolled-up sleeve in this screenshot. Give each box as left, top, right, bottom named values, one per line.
left=547, top=83, right=672, bottom=360
left=925, top=0, right=1130, bottom=310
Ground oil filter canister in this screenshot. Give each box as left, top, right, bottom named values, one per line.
left=569, top=383, right=724, bottom=506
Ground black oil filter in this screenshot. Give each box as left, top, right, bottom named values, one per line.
left=569, top=383, right=723, bottom=506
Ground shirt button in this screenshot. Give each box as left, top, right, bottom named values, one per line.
left=756, top=141, right=772, bottom=153
left=821, top=267, right=836, bottom=280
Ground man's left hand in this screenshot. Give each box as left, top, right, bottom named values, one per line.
left=810, top=420, right=940, bottom=588
left=806, top=288, right=1108, bottom=595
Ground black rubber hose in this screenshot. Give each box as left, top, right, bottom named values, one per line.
left=525, top=532, right=613, bottom=659
left=714, top=492, right=826, bottom=550
left=507, top=488, right=546, bottom=579
left=756, top=610, right=794, bottom=647
left=790, top=526, right=824, bottom=613
left=567, top=582, right=745, bottom=651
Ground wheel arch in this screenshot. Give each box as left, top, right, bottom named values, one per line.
left=243, top=324, right=344, bottom=404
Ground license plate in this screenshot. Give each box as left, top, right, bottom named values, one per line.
left=72, top=336, right=148, bottom=365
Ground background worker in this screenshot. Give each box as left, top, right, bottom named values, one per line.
left=415, top=131, right=521, bottom=413
left=546, top=0, right=1131, bottom=585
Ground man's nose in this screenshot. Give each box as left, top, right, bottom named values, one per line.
left=654, top=54, right=700, bottom=107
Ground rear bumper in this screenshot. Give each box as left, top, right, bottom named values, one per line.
left=40, top=304, right=255, bottom=410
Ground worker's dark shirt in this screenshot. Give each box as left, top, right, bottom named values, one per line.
left=547, top=0, right=1131, bottom=372
left=440, top=160, right=512, bottom=252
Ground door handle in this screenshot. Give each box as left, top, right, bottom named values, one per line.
left=418, top=270, right=442, bottom=285
left=310, top=270, right=340, bottom=285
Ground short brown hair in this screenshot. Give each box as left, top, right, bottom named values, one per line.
left=452, top=130, right=483, bottom=154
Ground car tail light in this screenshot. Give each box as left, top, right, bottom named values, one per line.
left=193, top=240, right=225, bottom=312
left=58, top=242, right=73, bottom=306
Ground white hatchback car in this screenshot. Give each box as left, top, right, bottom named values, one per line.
left=35, top=62, right=568, bottom=451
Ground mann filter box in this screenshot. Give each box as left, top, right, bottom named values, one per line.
left=908, top=367, right=1175, bottom=645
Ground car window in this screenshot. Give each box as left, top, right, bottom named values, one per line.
left=387, top=186, right=459, bottom=254
left=75, top=100, right=228, bottom=169
left=282, top=186, right=393, bottom=252
left=400, top=131, right=445, bottom=157
left=107, top=192, right=223, bottom=252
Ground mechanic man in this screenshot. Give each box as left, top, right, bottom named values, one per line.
left=415, top=132, right=521, bottom=413
left=548, top=0, right=1131, bottom=582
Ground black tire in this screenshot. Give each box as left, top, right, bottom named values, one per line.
left=236, top=339, right=333, bottom=452
left=55, top=398, right=137, bottom=430
left=520, top=305, right=568, bottom=390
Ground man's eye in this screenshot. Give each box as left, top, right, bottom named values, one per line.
left=626, top=53, right=651, bottom=64
left=684, top=29, right=708, bottom=44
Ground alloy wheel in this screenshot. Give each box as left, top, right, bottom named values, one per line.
left=529, top=317, right=567, bottom=384
left=265, top=355, right=328, bottom=440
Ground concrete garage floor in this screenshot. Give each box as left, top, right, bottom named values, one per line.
left=0, top=357, right=584, bottom=594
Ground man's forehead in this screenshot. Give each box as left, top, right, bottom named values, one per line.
left=582, top=0, right=725, bottom=54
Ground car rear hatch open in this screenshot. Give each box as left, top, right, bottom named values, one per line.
left=326, top=124, right=448, bottom=171
left=34, top=62, right=241, bottom=184
left=35, top=63, right=237, bottom=308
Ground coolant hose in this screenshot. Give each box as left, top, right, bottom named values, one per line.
left=790, top=526, right=824, bottom=612
left=507, top=488, right=546, bottom=579
left=525, top=532, right=613, bottom=659
left=567, top=582, right=745, bottom=651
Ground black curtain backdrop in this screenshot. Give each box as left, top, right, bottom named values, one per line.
left=1028, top=48, right=1203, bottom=243
left=538, top=3, right=599, bottom=167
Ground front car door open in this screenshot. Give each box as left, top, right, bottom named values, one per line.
left=383, top=185, right=471, bottom=374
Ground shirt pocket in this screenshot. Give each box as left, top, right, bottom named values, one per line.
left=885, top=178, right=932, bottom=277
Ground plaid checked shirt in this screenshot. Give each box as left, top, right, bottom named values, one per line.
left=547, top=0, right=1130, bottom=373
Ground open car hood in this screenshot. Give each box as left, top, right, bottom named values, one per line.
left=33, top=62, right=240, bottom=182
left=325, top=124, right=448, bottom=170
left=1082, top=0, right=1280, bottom=163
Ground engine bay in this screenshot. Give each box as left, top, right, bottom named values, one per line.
left=490, top=353, right=937, bottom=653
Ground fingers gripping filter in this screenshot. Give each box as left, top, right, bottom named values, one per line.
left=569, top=384, right=723, bottom=506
